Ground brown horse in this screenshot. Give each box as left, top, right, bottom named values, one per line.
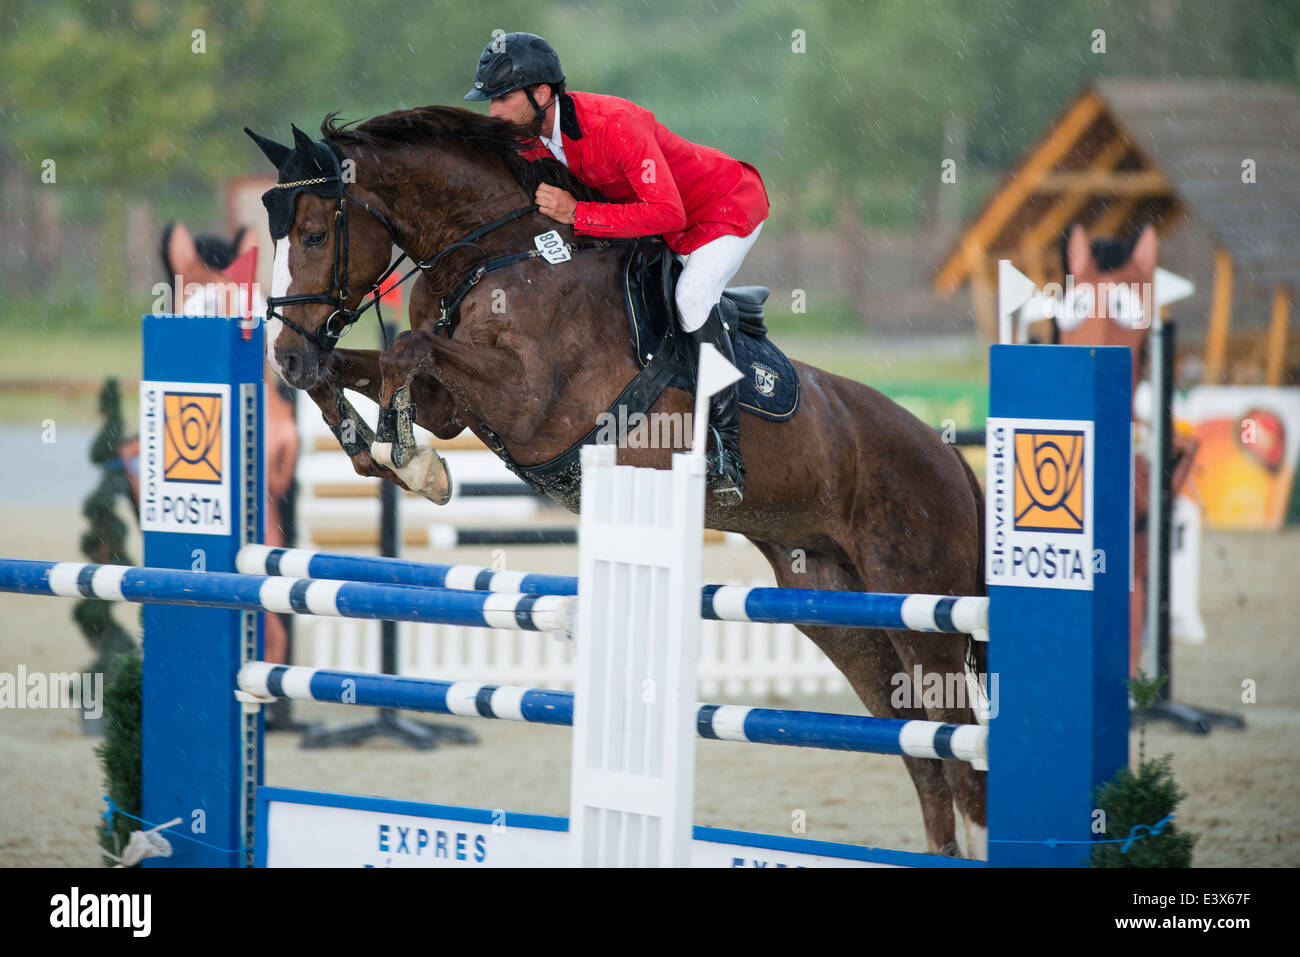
left=247, top=107, right=988, bottom=857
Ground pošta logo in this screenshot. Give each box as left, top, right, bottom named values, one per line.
left=140, top=381, right=231, bottom=535
left=986, top=418, right=1096, bottom=591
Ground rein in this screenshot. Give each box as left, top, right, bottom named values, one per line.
left=267, top=138, right=629, bottom=350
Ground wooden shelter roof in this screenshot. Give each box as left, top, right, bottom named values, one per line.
left=934, top=78, right=1300, bottom=296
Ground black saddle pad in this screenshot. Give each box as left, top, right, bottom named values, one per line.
left=621, top=239, right=800, bottom=422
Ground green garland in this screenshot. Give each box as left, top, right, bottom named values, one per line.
left=81, top=378, right=143, bottom=863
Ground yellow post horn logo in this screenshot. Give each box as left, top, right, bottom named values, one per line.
left=1013, top=429, right=1085, bottom=532
left=163, top=392, right=223, bottom=483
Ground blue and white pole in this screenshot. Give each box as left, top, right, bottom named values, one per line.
left=0, top=560, right=574, bottom=632
left=238, top=663, right=987, bottom=762
left=238, top=546, right=988, bottom=635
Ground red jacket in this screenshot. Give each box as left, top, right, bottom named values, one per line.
left=520, top=91, right=769, bottom=255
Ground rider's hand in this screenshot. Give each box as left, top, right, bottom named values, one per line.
left=535, top=184, right=577, bottom=225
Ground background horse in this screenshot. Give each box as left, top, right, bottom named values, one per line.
left=1047, top=223, right=1195, bottom=678
left=249, top=107, right=988, bottom=857
left=160, top=221, right=300, bottom=669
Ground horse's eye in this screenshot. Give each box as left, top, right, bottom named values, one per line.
left=305, top=232, right=327, bottom=247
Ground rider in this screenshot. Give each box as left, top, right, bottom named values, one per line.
left=465, top=32, right=769, bottom=506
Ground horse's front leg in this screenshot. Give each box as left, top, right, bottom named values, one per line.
left=371, top=327, right=522, bottom=503
left=329, top=348, right=465, bottom=439
left=362, top=333, right=459, bottom=504
left=301, top=356, right=433, bottom=495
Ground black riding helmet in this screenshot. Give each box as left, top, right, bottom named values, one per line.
left=465, top=32, right=564, bottom=125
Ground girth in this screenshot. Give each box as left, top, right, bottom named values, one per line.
left=473, top=323, right=684, bottom=509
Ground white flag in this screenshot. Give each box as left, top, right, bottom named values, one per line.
left=1154, top=267, right=1194, bottom=310
left=997, top=260, right=1039, bottom=343
left=693, top=342, right=743, bottom=458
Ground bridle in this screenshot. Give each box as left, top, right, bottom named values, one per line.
left=262, top=139, right=389, bottom=351
left=266, top=138, right=535, bottom=352
left=267, top=137, right=627, bottom=352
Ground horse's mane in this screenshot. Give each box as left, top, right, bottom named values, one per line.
left=322, top=106, right=604, bottom=202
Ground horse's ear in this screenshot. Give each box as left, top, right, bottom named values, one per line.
left=166, top=222, right=199, bottom=276
left=1065, top=223, right=1092, bottom=277
left=245, top=128, right=291, bottom=168
left=1130, top=224, right=1158, bottom=275
left=233, top=225, right=258, bottom=258
left=290, top=124, right=316, bottom=157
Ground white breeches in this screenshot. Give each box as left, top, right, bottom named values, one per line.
left=673, top=222, right=763, bottom=333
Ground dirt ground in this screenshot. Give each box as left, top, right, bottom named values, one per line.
left=1, top=502, right=1297, bottom=867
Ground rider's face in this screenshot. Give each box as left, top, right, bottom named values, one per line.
left=489, top=86, right=553, bottom=132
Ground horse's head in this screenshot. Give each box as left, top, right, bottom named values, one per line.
left=246, top=124, right=394, bottom=389
left=1056, top=223, right=1158, bottom=361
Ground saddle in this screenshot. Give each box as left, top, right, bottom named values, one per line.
left=475, top=237, right=799, bottom=509
left=621, top=238, right=800, bottom=421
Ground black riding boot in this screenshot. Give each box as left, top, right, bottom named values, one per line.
left=688, top=304, right=745, bottom=506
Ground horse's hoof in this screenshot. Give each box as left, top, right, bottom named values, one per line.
left=412, top=448, right=453, bottom=505
left=371, top=442, right=452, bottom=505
